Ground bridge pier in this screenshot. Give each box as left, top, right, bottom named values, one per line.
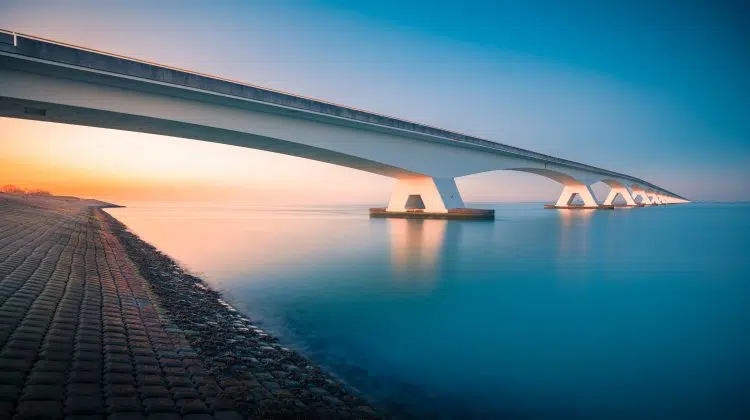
left=631, top=187, right=654, bottom=206
left=647, top=191, right=663, bottom=205
left=386, top=177, right=464, bottom=213
left=370, top=176, right=494, bottom=220
left=603, top=186, right=638, bottom=207
left=545, top=183, right=612, bottom=209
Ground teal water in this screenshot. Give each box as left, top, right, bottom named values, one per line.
left=106, top=203, right=750, bottom=419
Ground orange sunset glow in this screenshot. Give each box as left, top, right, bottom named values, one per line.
left=0, top=117, right=394, bottom=205
left=1, top=118, right=568, bottom=206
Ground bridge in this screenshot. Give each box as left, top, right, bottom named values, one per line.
left=0, top=30, right=688, bottom=219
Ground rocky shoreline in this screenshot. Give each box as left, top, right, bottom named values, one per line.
left=98, top=208, right=383, bottom=419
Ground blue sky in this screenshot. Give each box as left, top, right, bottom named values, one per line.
left=1, top=0, right=748, bottom=201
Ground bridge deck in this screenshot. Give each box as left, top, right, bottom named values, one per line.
left=0, top=29, right=681, bottom=199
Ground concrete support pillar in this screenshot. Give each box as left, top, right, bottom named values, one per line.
left=603, top=186, right=637, bottom=206
left=387, top=176, right=464, bottom=213
left=631, top=188, right=653, bottom=205
left=648, top=192, right=662, bottom=205
left=554, top=184, right=599, bottom=208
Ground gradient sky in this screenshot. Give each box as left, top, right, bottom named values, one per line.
left=1, top=0, right=748, bottom=203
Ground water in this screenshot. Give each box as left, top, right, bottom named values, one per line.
left=106, top=202, right=750, bottom=419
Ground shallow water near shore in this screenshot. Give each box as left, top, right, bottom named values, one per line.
left=106, top=202, right=750, bottom=419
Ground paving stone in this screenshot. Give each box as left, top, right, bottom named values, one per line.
left=164, top=377, right=190, bottom=388
left=4, top=340, right=39, bottom=351
left=181, top=415, right=213, bottom=420
left=33, top=360, right=68, bottom=372
left=104, top=362, right=133, bottom=374
left=104, top=354, right=130, bottom=365
left=137, top=386, right=169, bottom=399
left=104, top=345, right=129, bottom=355
left=105, top=396, right=142, bottom=413
left=1, top=348, right=35, bottom=362
left=104, top=373, right=134, bottom=385
left=64, top=415, right=106, bottom=420
left=136, top=376, right=164, bottom=387
left=38, top=350, right=71, bottom=362
left=0, top=385, right=21, bottom=402
left=213, top=411, right=243, bottom=420
left=156, top=359, right=181, bottom=368
left=176, top=399, right=209, bottom=415
left=134, top=366, right=160, bottom=376
left=71, top=361, right=100, bottom=372
left=207, top=398, right=236, bottom=411
left=12, top=333, right=45, bottom=343
left=108, top=413, right=146, bottom=420
left=15, top=400, right=63, bottom=419
left=76, top=342, right=103, bottom=352
left=65, top=394, right=105, bottom=415
left=0, top=372, right=27, bottom=386
left=142, top=397, right=176, bottom=413
left=42, top=342, right=74, bottom=353
left=132, top=357, right=158, bottom=366
left=0, top=358, right=34, bottom=372
left=75, top=336, right=101, bottom=345
left=73, top=351, right=100, bottom=362
left=131, top=349, right=155, bottom=357
left=69, top=371, right=101, bottom=384
left=0, top=401, right=14, bottom=420
left=66, top=383, right=101, bottom=396
left=104, top=384, right=137, bottom=398
left=144, top=414, right=180, bottom=420
left=20, top=384, right=66, bottom=401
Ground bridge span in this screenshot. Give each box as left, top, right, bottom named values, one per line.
left=0, top=30, right=688, bottom=219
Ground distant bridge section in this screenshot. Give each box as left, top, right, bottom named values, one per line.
left=0, top=29, right=688, bottom=218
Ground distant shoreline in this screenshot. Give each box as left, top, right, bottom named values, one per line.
left=0, top=191, right=124, bottom=209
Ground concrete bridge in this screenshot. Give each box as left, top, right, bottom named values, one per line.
left=0, top=30, right=688, bottom=219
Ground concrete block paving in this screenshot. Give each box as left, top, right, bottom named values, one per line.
left=0, top=197, right=246, bottom=420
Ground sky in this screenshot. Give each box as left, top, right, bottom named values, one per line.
left=0, top=0, right=748, bottom=203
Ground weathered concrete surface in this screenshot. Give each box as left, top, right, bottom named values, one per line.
left=0, top=194, right=380, bottom=419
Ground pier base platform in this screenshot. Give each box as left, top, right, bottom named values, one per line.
left=544, top=204, right=615, bottom=210
left=369, top=207, right=495, bottom=220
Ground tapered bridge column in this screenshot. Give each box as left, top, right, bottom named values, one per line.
left=554, top=184, right=599, bottom=208
left=371, top=176, right=493, bottom=219
left=386, top=176, right=464, bottom=213
left=647, top=191, right=662, bottom=205
left=603, top=186, right=637, bottom=206
left=631, top=187, right=653, bottom=205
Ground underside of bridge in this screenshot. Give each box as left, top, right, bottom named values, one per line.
left=0, top=30, right=689, bottom=220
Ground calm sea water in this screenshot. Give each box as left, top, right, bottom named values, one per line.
left=106, top=202, right=750, bottom=419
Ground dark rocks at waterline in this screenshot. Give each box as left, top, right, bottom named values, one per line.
left=100, top=210, right=383, bottom=419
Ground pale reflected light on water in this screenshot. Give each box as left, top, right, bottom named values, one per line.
left=107, top=202, right=750, bottom=419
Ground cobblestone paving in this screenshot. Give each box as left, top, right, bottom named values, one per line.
left=1, top=196, right=382, bottom=420
left=0, top=197, right=245, bottom=420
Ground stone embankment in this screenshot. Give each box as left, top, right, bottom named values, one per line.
left=0, top=194, right=381, bottom=419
